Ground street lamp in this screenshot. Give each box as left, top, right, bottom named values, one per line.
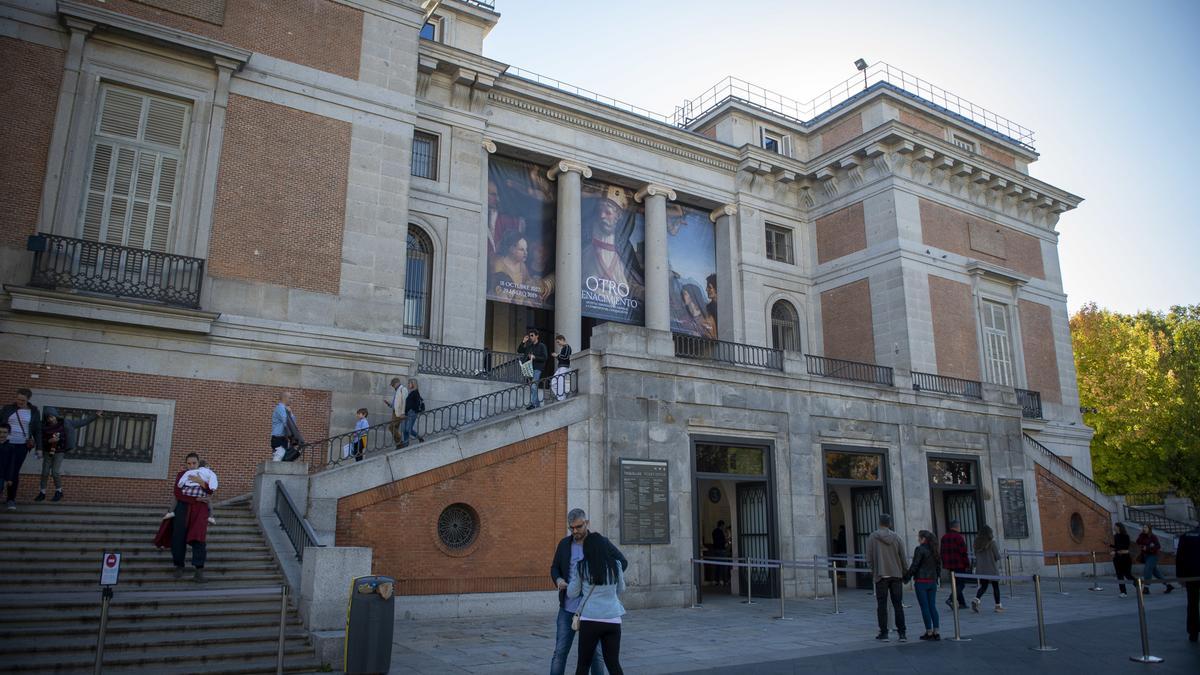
left=854, top=58, right=868, bottom=90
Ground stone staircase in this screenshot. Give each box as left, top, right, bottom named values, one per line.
left=0, top=502, right=324, bottom=673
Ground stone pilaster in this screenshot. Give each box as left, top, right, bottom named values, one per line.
left=635, top=184, right=677, bottom=333
left=548, top=159, right=591, bottom=349
left=709, top=204, right=739, bottom=342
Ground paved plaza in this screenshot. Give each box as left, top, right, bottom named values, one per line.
left=387, top=579, right=1198, bottom=674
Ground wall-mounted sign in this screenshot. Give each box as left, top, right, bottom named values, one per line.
left=619, top=459, right=670, bottom=544
left=997, top=478, right=1029, bottom=539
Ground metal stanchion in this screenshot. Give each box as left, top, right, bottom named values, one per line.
left=691, top=560, right=703, bottom=608
left=776, top=568, right=792, bottom=621
left=1129, top=578, right=1164, bottom=663
left=831, top=559, right=842, bottom=614
left=812, top=554, right=820, bottom=600
left=94, top=586, right=113, bottom=675
left=1089, top=551, right=1103, bottom=592
left=950, top=572, right=970, bottom=641
left=744, top=559, right=755, bottom=605
left=1055, top=553, right=1065, bottom=594
left=1031, top=575, right=1057, bottom=652
left=276, top=585, right=288, bottom=675
left=1006, top=554, right=1014, bottom=599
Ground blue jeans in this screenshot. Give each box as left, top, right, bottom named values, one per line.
left=913, top=581, right=939, bottom=630
left=402, top=414, right=418, bottom=445
left=550, top=607, right=604, bottom=675
left=529, top=381, right=542, bottom=408
left=1143, top=554, right=1166, bottom=582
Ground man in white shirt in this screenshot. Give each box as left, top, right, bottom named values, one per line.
left=1, top=388, right=41, bottom=511
left=383, top=377, right=404, bottom=449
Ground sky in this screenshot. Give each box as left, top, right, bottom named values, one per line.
left=480, top=0, right=1200, bottom=315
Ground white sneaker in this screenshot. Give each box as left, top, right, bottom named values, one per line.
left=970, top=597, right=980, bottom=613
left=1119, top=592, right=1127, bottom=598
left=994, top=605, right=1004, bottom=613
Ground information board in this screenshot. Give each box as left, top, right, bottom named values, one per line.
left=997, top=478, right=1029, bottom=539
left=619, top=459, right=670, bottom=544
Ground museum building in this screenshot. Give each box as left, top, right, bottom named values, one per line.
left=0, top=0, right=1113, bottom=611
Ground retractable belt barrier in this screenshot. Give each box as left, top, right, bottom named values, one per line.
left=690, top=558, right=781, bottom=612
left=950, top=572, right=1052, bottom=650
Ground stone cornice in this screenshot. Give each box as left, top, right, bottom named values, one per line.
left=547, top=159, right=592, bottom=180
left=634, top=184, right=676, bottom=202
left=966, top=260, right=1030, bottom=286
left=57, top=0, right=250, bottom=67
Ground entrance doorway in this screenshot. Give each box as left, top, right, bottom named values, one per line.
left=928, top=457, right=984, bottom=550
left=693, top=440, right=777, bottom=599
left=823, top=447, right=890, bottom=589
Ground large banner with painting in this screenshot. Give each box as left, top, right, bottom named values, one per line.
left=487, top=156, right=556, bottom=309
left=580, top=181, right=645, bottom=324
left=667, top=204, right=718, bottom=338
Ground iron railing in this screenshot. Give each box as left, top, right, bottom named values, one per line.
left=1124, top=493, right=1168, bottom=507
left=1015, top=388, right=1042, bottom=419
left=1123, top=505, right=1194, bottom=536
left=27, top=233, right=205, bottom=308
left=273, top=480, right=321, bottom=561
left=418, top=342, right=526, bottom=383
left=912, top=371, right=982, bottom=399
left=672, top=333, right=783, bottom=371
left=1022, top=433, right=1103, bottom=493
left=805, top=354, right=894, bottom=386
left=301, top=370, right=578, bottom=470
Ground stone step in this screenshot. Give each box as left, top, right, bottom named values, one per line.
left=0, top=541, right=272, bottom=555
left=0, top=522, right=263, bottom=536
left=0, top=574, right=284, bottom=592
left=0, top=532, right=271, bottom=547
left=0, top=549, right=275, bottom=563
left=1, top=601, right=293, bottom=628
left=7, top=640, right=320, bottom=673
left=0, top=625, right=311, bottom=656
left=3, top=506, right=257, bottom=520
left=0, top=560, right=281, bottom=576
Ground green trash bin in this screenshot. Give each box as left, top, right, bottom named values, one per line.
left=344, top=575, right=395, bottom=674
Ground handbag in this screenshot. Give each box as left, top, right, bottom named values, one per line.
left=520, top=358, right=535, bottom=380
left=571, top=584, right=595, bottom=632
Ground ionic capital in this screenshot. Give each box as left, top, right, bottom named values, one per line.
left=708, top=204, right=738, bottom=222
left=547, top=159, right=592, bottom=180
left=482, top=139, right=497, bottom=154
left=634, top=184, right=676, bottom=203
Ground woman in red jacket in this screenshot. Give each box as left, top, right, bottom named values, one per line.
left=1136, top=524, right=1175, bottom=595
left=153, top=452, right=215, bottom=583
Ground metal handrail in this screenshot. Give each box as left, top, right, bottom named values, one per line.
left=1123, top=505, right=1194, bottom=536
left=418, top=342, right=526, bottom=383
left=300, top=370, right=579, bottom=469
left=672, top=333, right=783, bottom=371
left=27, top=232, right=205, bottom=308
left=1022, top=433, right=1103, bottom=493
left=273, top=481, right=321, bottom=561
left=912, top=371, right=982, bottom=399
left=1123, top=492, right=1169, bottom=507
left=1015, top=388, right=1043, bottom=419
left=505, top=66, right=673, bottom=124
left=805, top=354, right=894, bottom=386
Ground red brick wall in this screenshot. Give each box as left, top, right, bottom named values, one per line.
left=899, top=108, right=945, bottom=138
left=1, top=360, right=330, bottom=504
left=815, top=202, right=867, bottom=264
left=1034, top=464, right=1113, bottom=564
left=1019, top=300, right=1062, bottom=403
left=928, top=275, right=981, bottom=380
left=820, top=112, right=862, bottom=153
left=132, top=0, right=226, bottom=24
left=982, top=144, right=1017, bottom=169
left=78, top=0, right=363, bottom=78
left=336, top=429, right=567, bottom=595
left=0, top=37, right=64, bottom=247
left=918, top=198, right=1045, bottom=280
left=208, top=95, right=350, bottom=294
left=820, top=278, right=876, bottom=364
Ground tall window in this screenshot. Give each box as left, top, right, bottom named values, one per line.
left=770, top=300, right=801, bottom=352
left=81, top=85, right=190, bottom=252
left=404, top=226, right=433, bottom=337
left=765, top=224, right=794, bottom=264
left=981, top=300, right=1014, bottom=386
left=410, top=131, right=439, bottom=180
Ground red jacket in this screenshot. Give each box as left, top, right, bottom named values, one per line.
left=940, top=531, right=970, bottom=572
left=1136, top=532, right=1161, bottom=557
left=153, top=470, right=213, bottom=547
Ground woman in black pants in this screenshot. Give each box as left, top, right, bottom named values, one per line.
left=566, top=531, right=627, bottom=675
left=1111, top=523, right=1135, bottom=597
left=971, top=525, right=1004, bottom=612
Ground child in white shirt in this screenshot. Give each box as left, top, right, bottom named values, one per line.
left=163, top=461, right=219, bottom=525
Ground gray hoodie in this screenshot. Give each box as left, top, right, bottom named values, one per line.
left=866, top=527, right=907, bottom=582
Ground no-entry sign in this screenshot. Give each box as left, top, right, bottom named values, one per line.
left=100, top=552, right=121, bottom=586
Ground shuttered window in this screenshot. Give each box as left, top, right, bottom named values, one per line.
left=981, top=300, right=1015, bottom=386
left=81, top=86, right=190, bottom=253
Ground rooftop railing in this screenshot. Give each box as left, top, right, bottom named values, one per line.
left=502, top=61, right=1034, bottom=151
left=912, top=371, right=982, bottom=399
left=805, top=354, right=894, bottom=387
left=27, top=233, right=204, bottom=309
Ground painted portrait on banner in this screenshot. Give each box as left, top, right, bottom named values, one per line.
left=667, top=203, right=718, bottom=338
left=486, top=156, right=556, bottom=309
left=580, top=181, right=645, bottom=324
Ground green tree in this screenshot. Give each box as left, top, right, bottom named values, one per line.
left=1071, top=303, right=1200, bottom=499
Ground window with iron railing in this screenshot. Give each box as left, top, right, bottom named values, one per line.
left=770, top=300, right=800, bottom=352
left=56, top=407, right=157, bottom=463
left=410, top=131, right=439, bottom=180
left=404, top=226, right=433, bottom=337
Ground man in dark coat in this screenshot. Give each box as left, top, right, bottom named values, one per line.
left=518, top=329, right=549, bottom=409
left=1177, top=522, right=1200, bottom=642
left=549, top=508, right=627, bottom=675
left=154, top=452, right=216, bottom=582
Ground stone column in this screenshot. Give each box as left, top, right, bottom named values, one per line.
left=709, top=204, right=739, bottom=342
left=636, top=184, right=677, bottom=333
left=547, top=160, right=591, bottom=349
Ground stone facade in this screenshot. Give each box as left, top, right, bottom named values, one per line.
left=0, top=0, right=1102, bottom=611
